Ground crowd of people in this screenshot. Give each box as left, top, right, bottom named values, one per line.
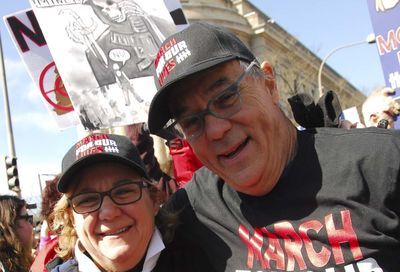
left=1, top=21, right=400, bottom=272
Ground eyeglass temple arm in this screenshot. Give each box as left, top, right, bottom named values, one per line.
left=143, top=122, right=181, bottom=141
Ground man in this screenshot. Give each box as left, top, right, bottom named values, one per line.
left=362, top=87, right=400, bottom=129
left=148, top=22, right=400, bottom=271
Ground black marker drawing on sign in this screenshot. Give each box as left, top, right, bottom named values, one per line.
left=60, top=0, right=165, bottom=107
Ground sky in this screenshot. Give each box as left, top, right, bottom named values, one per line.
left=0, top=0, right=386, bottom=201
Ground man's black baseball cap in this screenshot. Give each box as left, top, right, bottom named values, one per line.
left=58, top=133, right=150, bottom=193
left=148, top=22, right=256, bottom=135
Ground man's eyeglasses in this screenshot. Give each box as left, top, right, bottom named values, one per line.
left=17, top=214, right=34, bottom=225
left=165, top=60, right=258, bottom=140
left=69, top=181, right=148, bottom=214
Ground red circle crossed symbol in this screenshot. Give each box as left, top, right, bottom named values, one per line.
left=39, top=62, right=73, bottom=111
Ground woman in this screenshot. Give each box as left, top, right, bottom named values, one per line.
left=47, top=133, right=213, bottom=272
left=0, top=195, right=34, bottom=272
left=30, top=176, right=62, bottom=272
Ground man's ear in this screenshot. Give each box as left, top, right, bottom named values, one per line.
left=261, top=61, right=279, bottom=104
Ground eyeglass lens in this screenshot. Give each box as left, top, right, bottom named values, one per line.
left=179, top=88, right=241, bottom=139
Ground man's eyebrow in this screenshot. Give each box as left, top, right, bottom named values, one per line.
left=172, top=76, right=230, bottom=118
left=205, top=76, right=229, bottom=96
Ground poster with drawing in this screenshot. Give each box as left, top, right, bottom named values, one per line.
left=29, top=0, right=180, bottom=130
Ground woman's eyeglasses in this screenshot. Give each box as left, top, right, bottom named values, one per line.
left=68, top=181, right=148, bottom=214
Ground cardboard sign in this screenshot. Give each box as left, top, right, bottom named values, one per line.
left=29, top=0, right=186, bottom=130
left=342, top=106, right=365, bottom=128
left=4, top=9, right=80, bottom=129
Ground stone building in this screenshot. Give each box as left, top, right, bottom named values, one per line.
left=179, top=0, right=366, bottom=121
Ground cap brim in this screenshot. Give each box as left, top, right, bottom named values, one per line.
left=57, top=153, right=150, bottom=193
left=148, top=55, right=237, bottom=135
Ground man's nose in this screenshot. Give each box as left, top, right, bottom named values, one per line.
left=203, top=114, right=232, bottom=140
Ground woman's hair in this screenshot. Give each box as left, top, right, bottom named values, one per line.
left=51, top=195, right=76, bottom=259
left=41, top=175, right=62, bottom=229
left=52, top=181, right=177, bottom=260
left=0, top=195, right=33, bottom=272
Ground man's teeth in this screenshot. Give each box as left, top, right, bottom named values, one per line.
left=225, top=139, right=248, bottom=158
left=225, top=150, right=237, bottom=157
left=105, top=227, right=129, bottom=235
left=225, top=145, right=240, bottom=157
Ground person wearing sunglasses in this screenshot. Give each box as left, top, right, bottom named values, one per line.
left=0, top=195, right=34, bottom=272
left=147, top=22, right=400, bottom=271
left=45, top=133, right=213, bottom=272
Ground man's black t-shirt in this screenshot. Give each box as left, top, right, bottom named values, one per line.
left=166, top=128, right=400, bottom=271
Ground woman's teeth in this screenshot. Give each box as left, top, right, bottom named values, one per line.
left=105, top=226, right=129, bottom=236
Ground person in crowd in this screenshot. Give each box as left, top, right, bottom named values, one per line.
left=362, top=86, right=400, bottom=128
left=38, top=176, right=62, bottom=250
left=147, top=22, right=400, bottom=271
left=166, top=137, right=203, bottom=188
left=0, top=195, right=34, bottom=272
left=31, top=176, right=62, bottom=272
left=334, top=86, right=400, bottom=129
left=129, top=123, right=178, bottom=201
left=46, top=133, right=213, bottom=272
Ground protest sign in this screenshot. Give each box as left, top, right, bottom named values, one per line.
left=4, top=9, right=80, bottom=129
left=367, top=0, right=400, bottom=128
left=30, top=0, right=184, bottom=130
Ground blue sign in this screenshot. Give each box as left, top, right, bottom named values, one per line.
left=367, top=0, right=400, bottom=127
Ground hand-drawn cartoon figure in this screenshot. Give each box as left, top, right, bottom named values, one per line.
left=59, top=0, right=164, bottom=116
left=113, top=63, right=143, bottom=106
left=61, top=0, right=165, bottom=87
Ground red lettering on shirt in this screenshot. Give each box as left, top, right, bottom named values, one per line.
left=238, top=209, right=363, bottom=270
left=325, top=210, right=363, bottom=264
left=299, top=220, right=330, bottom=267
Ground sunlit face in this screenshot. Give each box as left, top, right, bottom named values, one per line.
left=168, top=60, right=296, bottom=196
left=369, top=111, right=395, bottom=129
left=16, top=207, right=33, bottom=250
left=68, top=162, right=158, bottom=271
